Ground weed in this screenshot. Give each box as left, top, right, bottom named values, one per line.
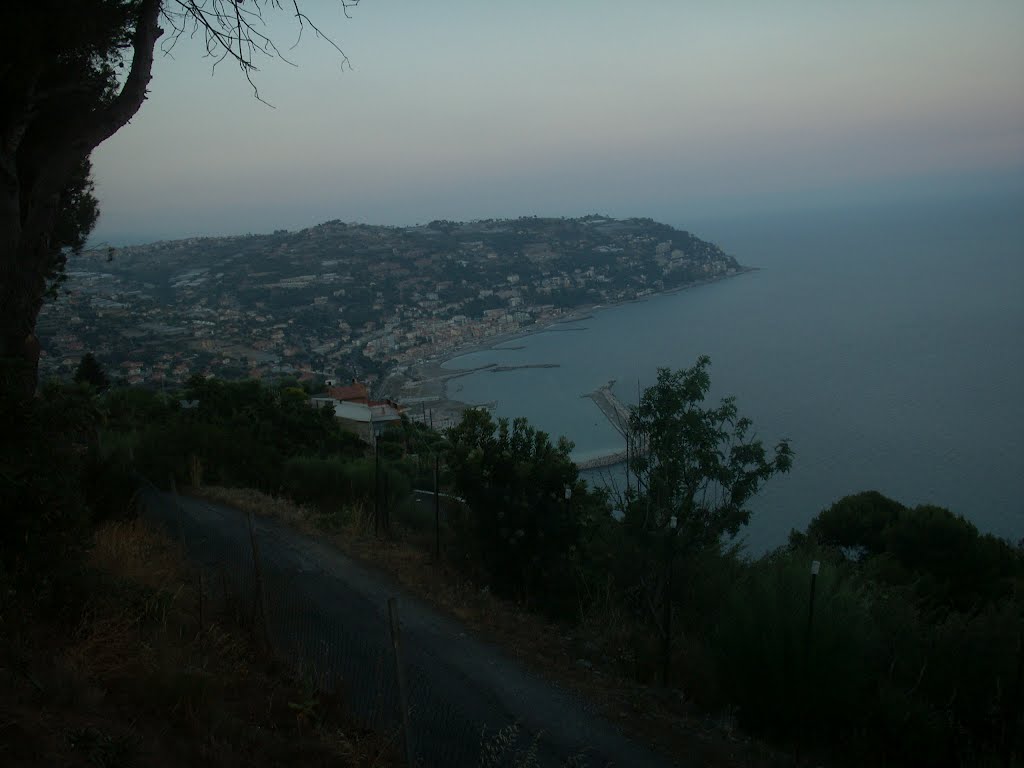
left=67, top=726, right=135, bottom=768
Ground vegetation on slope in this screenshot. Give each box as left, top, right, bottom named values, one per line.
left=3, top=363, right=1022, bottom=767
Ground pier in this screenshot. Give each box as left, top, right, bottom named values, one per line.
left=489, top=363, right=560, bottom=373
left=583, top=380, right=633, bottom=436
left=574, top=381, right=643, bottom=471
left=575, top=450, right=627, bottom=471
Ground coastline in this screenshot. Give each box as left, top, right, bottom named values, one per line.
left=393, top=267, right=757, bottom=429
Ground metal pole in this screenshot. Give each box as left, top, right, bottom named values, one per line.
left=625, top=431, right=631, bottom=497
left=373, top=439, right=380, bottom=537
left=662, top=522, right=675, bottom=686
left=434, top=453, right=441, bottom=561
left=246, top=509, right=271, bottom=651
left=1003, top=629, right=1023, bottom=768
left=805, top=560, right=820, bottom=657
left=383, top=466, right=390, bottom=532
left=387, top=597, right=415, bottom=767
left=170, top=474, right=185, bottom=557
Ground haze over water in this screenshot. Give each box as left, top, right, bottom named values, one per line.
left=444, top=195, right=1024, bottom=553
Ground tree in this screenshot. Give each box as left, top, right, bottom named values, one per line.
left=802, top=491, right=1023, bottom=612
left=47, top=158, right=102, bottom=301
left=446, top=409, right=607, bottom=609
left=624, top=355, right=793, bottom=683
left=73, top=352, right=110, bottom=391
left=796, top=489, right=906, bottom=560
left=2, top=0, right=359, bottom=395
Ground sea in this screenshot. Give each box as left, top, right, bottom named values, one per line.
left=442, top=194, right=1024, bottom=554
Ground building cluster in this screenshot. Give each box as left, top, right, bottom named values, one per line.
left=37, top=216, right=741, bottom=390
left=309, top=380, right=404, bottom=443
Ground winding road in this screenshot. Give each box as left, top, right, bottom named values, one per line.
left=139, top=488, right=678, bottom=768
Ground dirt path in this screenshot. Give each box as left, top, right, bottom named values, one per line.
left=140, top=488, right=680, bottom=768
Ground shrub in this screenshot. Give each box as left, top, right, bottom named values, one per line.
left=0, top=380, right=97, bottom=616
left=281, top=455, right=411, bottom=527
left=133, top=421, right=282, bottom=491
left=712, top=550, right=878, bottom=752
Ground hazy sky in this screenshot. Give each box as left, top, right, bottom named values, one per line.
left=90, top=0, right=1024, bottom=243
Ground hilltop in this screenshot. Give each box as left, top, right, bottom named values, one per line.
left=37, top=215, right=742, bottom=386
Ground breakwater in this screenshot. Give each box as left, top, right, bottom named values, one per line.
left=583, top=380, right=632, bottom=436
left=575, top=450, right=627, bottom=471
left=490, top=363, right=560, bottom=373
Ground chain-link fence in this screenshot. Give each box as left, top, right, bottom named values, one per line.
left=136, top=480, right=533, bottom=768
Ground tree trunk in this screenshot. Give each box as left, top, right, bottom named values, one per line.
left=0, top=271, right=44, bottom=398
left=0, top=141, right=81, bottom=397
left=0, top=0, right=163, bottom=397
left=0, top=175, right=43, bottom=397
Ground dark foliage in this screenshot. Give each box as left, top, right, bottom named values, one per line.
left=716, top=493, right=1024, bottom=765
left=802, top=490, right=1023, bottom=612
left=74, top=352, right=110, bottom=391
left=446, top=408, right=609, bottom=611
left=128, top=377, right=365, bottom=490
left=0, top=372, right=98, bottom=616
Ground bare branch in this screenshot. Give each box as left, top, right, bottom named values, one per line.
left=160, top=0, right=357, bottom=105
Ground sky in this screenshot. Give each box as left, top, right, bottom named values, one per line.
left=89, top=0, right=1024, bottom=244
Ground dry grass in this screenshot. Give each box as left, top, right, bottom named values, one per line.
left=0, top=517, right=398, bottom=768
left=196, top=486, right=319, bottom=529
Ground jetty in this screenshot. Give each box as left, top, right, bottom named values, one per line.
left=583, top=380, right=633, bottom=436
left=490, top=363, right=560, bottom=373
left=575, top=450, right=628, bottom=471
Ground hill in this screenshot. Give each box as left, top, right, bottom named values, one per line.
left=37, top=215, right=741, bottom=386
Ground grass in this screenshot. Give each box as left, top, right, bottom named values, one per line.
left=188, top=485, right=795, bottom=767
left=0, top=518, right=399, bottom=768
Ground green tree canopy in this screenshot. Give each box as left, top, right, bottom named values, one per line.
left=446, top=409, right=607, bottom=605
left=802, top=491, right=1023, bottom=612
left=627, top=355, right=794, bottom=546
left=623, top=355, right=793, bottom=683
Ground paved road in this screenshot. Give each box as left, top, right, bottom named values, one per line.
left=140, top=488, right=678, bottom=768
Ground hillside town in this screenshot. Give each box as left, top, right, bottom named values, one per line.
left=37, top=215, right=743, bottom=392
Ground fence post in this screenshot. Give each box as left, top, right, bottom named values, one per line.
left=246, top=509, right=271, bottom=651
left=198, top=570, right=204, bottom=639
left=170, top=474, right=184, bottom=552
left=374, top=440, right=381, bottom=537
left=383, top=468, right=391, bottom=533
left=388, top=597, right=415, bottom=767
left=433, top=454, right=441, bottom=561
left=804, top=559, right=820, bottom=657
left=1003, top=629, right=1023, bottom=768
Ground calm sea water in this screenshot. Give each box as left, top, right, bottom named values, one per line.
left=443, top=196, right=1024, bottom=553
